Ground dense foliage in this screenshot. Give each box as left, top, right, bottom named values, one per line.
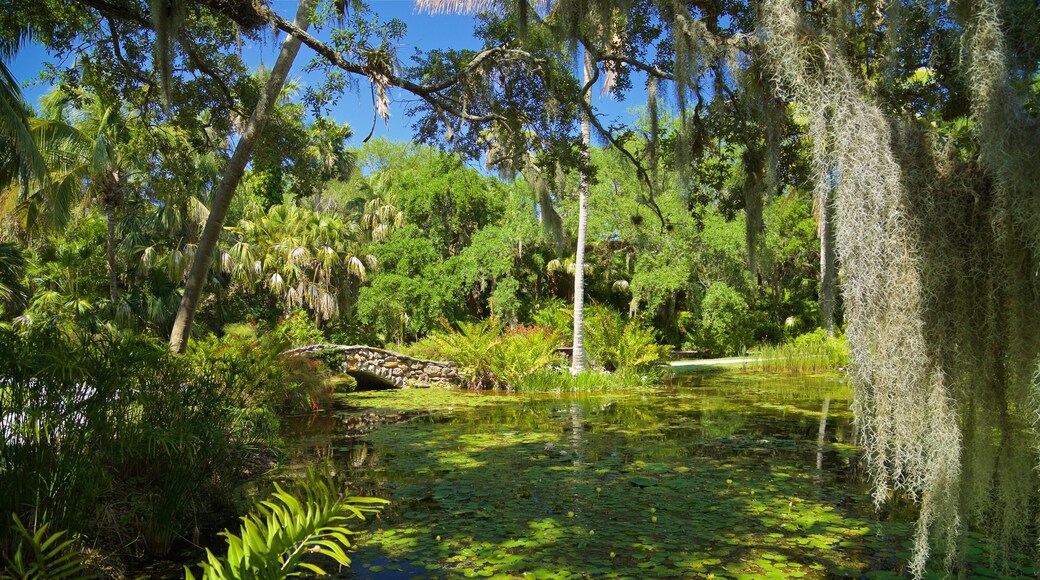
left=5, top=0, right=1037, bottom=575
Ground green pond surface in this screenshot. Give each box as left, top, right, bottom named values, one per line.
left=280, top=369, right=1035, bottom=579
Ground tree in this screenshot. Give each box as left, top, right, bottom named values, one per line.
left=4, top=0, right=545, bottom=350
left=570, top=48, right=593, bottom=373
left=760, top=0, right=1040, bottom=572
left=25, top=88, right=139, bottom=303
left=223, top=203, right=374, bottom=323
left=168, top=0, right=313, bottom=352
left=0, top=57, right=46, bottom=197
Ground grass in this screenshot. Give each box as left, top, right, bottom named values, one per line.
left=740, top=334, right=848, bottom=374
left=513, top=368, right=663, bottom=393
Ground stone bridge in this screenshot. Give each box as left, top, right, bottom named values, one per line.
left=281, top=344, right=461, bottom=389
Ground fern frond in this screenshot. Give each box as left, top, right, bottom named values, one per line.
left=185, top=475, right=387, bottom=580
left=3, top=513, right=97, bottom=580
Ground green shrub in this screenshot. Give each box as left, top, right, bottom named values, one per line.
left=186, top=312, right=332, bottom=413
left=405, top=320, right=564, bottom=390
left=270, top=310, right=325, bottom=349
left=406, top=319, right=503, bottom=389
left=693, top=282, right=751, bottom=356
left=0, top=327, right=262, bottom=557
left=529, top=299, right=572, bottom=339
left=488, top=325, right=565, bottom=386
left=584, top=305, right=669, bottom=371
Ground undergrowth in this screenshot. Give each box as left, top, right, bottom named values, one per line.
left=404, top=319, right=564, bottom=389
left=742, top=330, right=848, bottom=374
left=514, top=367, right=664, bottom=393
left=405, top=310, right=667, bottom=391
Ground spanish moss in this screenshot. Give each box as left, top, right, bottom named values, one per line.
left=760, top=0, right=1040, bottom=574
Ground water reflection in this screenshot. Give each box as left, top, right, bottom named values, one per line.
left=277, top=372, right=963, bottom=578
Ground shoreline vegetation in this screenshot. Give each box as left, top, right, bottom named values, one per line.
left=0, top=318, right=847, bottom=577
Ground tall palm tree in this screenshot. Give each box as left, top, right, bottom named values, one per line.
left=570, top=48, right=594, bottom=373
left=14, top=89, right=138, bottom=303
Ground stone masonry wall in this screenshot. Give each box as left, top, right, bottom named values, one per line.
left=282, top=344, right=461, bottom=389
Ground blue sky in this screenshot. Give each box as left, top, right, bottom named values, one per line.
left=9, top=0, right=648, bottom=144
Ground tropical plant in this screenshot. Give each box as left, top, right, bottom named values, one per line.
left=584, top=305, right=668, bottom=371
left=409, top=319, right=503, bottom=389
left=487, top=324, right=566, bottom=386
left=529, top=298, right=572, bottom=338
left=407, top=319, right=564, bottom=390
left=9, top=87, right=142, bottom=303
left=222, top=203, right=375, bottom=322
left=0, top=37, right=47, bottom=203
left=1, top=514, right=96, bottom=580
left=185, top=472, right=387, bottom=580
left=0, top=242, right=26, bottom=316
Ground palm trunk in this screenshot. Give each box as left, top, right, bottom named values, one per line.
left=105, top=202, right=120, bottom=302
left=571, top=50, right=594, bottom=375
left=169, top=0, right=312, bottom=353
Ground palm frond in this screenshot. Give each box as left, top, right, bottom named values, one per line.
left=0, top=61, right=47, bottom=191
left=185, top=474, right=386, bottom=580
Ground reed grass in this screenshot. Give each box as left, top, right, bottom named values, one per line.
left=741, top=333, right=848, bottom=374
left=514, top=368, right=663, bottom=393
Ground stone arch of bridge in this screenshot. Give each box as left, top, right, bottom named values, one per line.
left=281, top=344, right=461, bottom=389
left=345, top=368, right=401, bottom=390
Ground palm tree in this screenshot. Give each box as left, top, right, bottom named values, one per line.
left=14, top=88, right=138, bottom=303
left=570, top=48, right=594, bottom=373
left=0, top=37, right=47, bottom=197
left=223, top=203, right=375, bottom=323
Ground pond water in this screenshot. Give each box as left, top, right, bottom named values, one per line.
left=279, top=369, right=1031, bottom=579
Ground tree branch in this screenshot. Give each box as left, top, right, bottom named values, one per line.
left=253, top=3, right=537, bottom=124
left=106, top=17, right=154, bottom=87
left=578, top=38, right=666, bottom=230
left=594, top=53, right=675, bottom=81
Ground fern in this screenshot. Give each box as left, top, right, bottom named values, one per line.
left=185, top=476, right=387, bottom=579
left=425, top=319, right=503, bottom=389
left=2, top=514, right=97, bottom=580
left=585, top=306, right=667, bottom=371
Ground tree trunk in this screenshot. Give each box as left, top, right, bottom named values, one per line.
left=105, top=202, right=120, bottom=303
left=169, top=0, right=312, bottom=353
left=819, top=184, right=837, bottom=337
left=571, top=50, right=594, bottom=375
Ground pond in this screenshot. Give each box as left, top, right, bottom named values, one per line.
left=279, top=369, right=1032, bottom=579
